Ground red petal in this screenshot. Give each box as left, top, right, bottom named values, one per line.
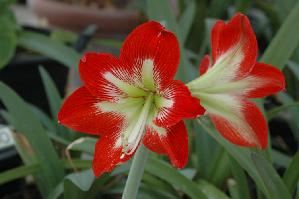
left=154, top=80, right=205, bottom=127
left=143, top=121, right=189, bottom=168
left=93, top=135, right=133, bottom=177
left=120, top=21, right=180, bottom=90
left=210, top=99, right=268, bottom=149
left=244, top=63, right=285, bottom=98
left=79, top=53, right=129, bottom=102
left=58, top=87, right=124, bottom=135
left=211, top=13, right=257, bottom=80
left=199, top=54, right=212, bottom=75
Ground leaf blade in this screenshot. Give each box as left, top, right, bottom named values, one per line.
left=0, top=82, right=65, bottom=196
left=18, top=31, right=81, bottom=69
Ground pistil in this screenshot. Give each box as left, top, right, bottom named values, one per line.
left=122, top=93, right=154, bottom=155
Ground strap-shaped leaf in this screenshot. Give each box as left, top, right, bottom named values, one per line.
left=261, top=1, right=299, bottom=69
left=283, top=151, right=299, bottom=194
left=18, top=31, right=81, bottom=69
left=0, top=82, right=65, bottom=196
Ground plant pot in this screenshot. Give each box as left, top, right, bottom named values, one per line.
left=27, top=0, right=142, bottom=35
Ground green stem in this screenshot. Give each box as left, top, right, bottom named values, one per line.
left=122, top=144, right=149, bottom=199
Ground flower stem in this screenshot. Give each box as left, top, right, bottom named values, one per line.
left=122, top=144, right=149, bottom=199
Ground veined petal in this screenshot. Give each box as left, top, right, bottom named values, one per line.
left=97, top=94, right=153, bottom=156
left=58, top=87, right=124, bottom=135
left=79, top=53, right=147, bottom=102
left=194, top=92, right=267, bottom=148
left=195, top=14, right=257, bottom=88
left=243, top=63, right=285, bottom=98
left=143, top=121, right=189, bottom=168
left=93, top=134, right=133, bottom=177
left=92, top=95, right=156, bottom=177
left=212, top=13, right=257, bottom=77
left=154, top=80, right=205, bottom=127
left=120, top=21, right=180, bottom=90
left=194, top=62, right=285, bottom=98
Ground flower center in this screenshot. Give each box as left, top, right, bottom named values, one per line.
left=121, top=93, right=154, bottom=155
left=101, top=58, right=170, bottom=157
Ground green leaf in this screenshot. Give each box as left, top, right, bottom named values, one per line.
left=0, top=164, right=41, bottom=185
left=208, top=0, right=231, bottom=18
left=197, top=119, right=268, bottom=197
left=296, top=183, right=299, bottom=199
left=271, top=149, right=292, bottom=168
left=50, top=170, right=100, bottom=199
left=227, top=179, right=240, bottom=199
left=49, top=162, right=129, bottom=199
left=179, top=168, right=197, bottom=180
left=39, top=67, right=62, bottom=119
left=64, top=169, right=95, bottom=196
left=146, top=158, right=208, bottom=199
left=0, top=82, right=65, bottom=196
left=229, top=157, right=251, bottom=199
left=50, top=30, right=78, bottom=44
left=274, top=0, right=298, bottom=20
left=29, top=104, right=57, bottom=133
left=0, top=160, right=93, bottom=187
left=276, top=93, right=299, bottom=142
left=178, top=0, right=196, bottom=44
left=146, top=0, right=195, bottom=82
left=266, top=101, right=299, bottom=120
left=185, top=0, right=206, bottom=53
left=18, top=31, right=81, bottom=69
left=0, top=0, right=16, bottom=12
left=0, top=16, right=17, bottom=69
left=193, top=121, right=219, bottom=178
left=261, top=1, right=299, bottom=69
left=0, top=109, right=14, bottom=124
left=3, top=104, right=70, bottom=145
left=142, top=173, right=176, bottom=197
left=251, top=152, right=292, bottom=199
left=197, top=180, right=231, bottom=199
left=287, top=61, right=299, bottom=80
left=139, top=183, right=179, bottom=199
left=46, top=183, right=64, bottom=199
left=93, top=38, right=122, bottom=49
left=147, top=0, right=177, bottom=33
left=62, top=159, right=92, bottom=170
left=39, top=66, right=75, bottom=139
left=208, top=147, right=231, bottom=186
left=283, top=151, right=299, bottom=194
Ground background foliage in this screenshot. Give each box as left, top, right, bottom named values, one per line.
left=0, top=0, right=299, bottom=198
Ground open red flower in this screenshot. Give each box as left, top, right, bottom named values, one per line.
left=187, top=13, right=285, bottom=149
left=58, top=21, right=204, bottom=177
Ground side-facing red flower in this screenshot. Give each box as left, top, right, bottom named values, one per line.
left=58, top=21, right=205, bottom=177
left=187, top=13, right=285, bottom=149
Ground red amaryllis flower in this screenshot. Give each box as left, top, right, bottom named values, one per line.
left=187, top=13, right=285, bottom=149
left=58, top=21, right=205, bottom=176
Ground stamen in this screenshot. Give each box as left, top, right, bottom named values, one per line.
left=121, top=93, right=154, bottom=155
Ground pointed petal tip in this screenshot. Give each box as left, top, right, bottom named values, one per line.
left=207, top=99, right=268, bottom=149
left=245, top=63, right=286, bottom=98
left=210, top=12, right=257, bottom=82
left=232, top=12, right=250, bottom=22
